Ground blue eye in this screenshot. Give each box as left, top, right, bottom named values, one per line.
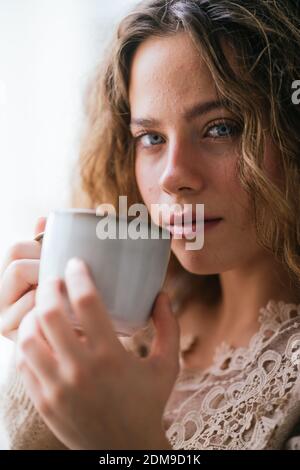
left=136, top=133, right=164, bottom=147
left=206, top=121, right=240, bottom=138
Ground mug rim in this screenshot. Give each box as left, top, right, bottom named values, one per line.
left=49, top=208, right=171, bottom=236
left=52, top=208, right=150, bottom=224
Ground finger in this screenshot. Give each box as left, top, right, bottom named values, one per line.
left=17, top=361, right=42, bottom=405
left=0, top=288, right=36, bottom=337
left=5, top=330, right=18, bottom=342
left=34, top=217, right=47, bottom=237
left=17, top=311, right=58, bottom=382
left=17, top=362, right=57, bottom=427
left=148, top=292, right=180, bottom=374
left=65, top=258, right=121, bottom=350
left=36, top=278, right=82, bottom=363
left=0, top=241, right=41, bottom=276
left=0, top=259, right=40, bottom=308
left=16, top=347, right=56, bottom=422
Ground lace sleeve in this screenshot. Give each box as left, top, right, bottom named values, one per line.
left=162, top=300, right=300, bottom=450
left=0, top=347, right=67, bottom=450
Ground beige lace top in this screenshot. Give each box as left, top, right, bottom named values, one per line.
left=1, top=299, right=300, bottom=450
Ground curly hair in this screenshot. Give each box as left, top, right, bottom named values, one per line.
left=74, top=0, right=300, bottom=314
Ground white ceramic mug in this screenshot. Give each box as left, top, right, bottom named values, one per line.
left=37, top=209, right=171, bottom=336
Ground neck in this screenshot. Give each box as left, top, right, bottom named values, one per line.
left=214, top=252, right=300, bottom=341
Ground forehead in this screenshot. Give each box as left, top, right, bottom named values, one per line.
left=129, top=32, right=218, bottom=115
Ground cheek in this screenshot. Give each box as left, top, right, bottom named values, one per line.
left=211, top=157, right=241, bottom=198
left=215, top=157, right=254, bottom=223
left=135, top=157, right=157, bottom=206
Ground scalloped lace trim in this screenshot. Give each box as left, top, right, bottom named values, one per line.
left=163, top=299, right=300, bottom=450
left=177, top=299, right=300, bottom=384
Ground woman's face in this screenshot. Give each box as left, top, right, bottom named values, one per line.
left=129, top=32, right=281, bottom=275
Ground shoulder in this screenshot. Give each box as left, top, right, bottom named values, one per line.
left=245, top=300, right=300, bottom=449
left=257, top=300, right=300, bottom=370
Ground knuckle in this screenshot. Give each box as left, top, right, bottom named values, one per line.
left=6, top=243, right=27, bottom=262
left=0, top=322, right=15, bottom=338
left=19, top=334, right=36, bottom=352
left=66, top=364, right=86, bottom=386
left=75, top=291, right=96, bottom=310
left=8, top=260, right=25, bottom=282
left=0, top=317, right=9, bottom=336
left=40, top=306, right=60, bottom=324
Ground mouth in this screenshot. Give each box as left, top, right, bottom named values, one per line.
left=164, top=214, right=223, bottom=237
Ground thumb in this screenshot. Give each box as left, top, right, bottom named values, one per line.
left=149, top=292, right=180, bottom=374
left=34, top=217, right=47, bottom=237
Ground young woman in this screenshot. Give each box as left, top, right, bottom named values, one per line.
left=0, top=0, right=300, bottom=450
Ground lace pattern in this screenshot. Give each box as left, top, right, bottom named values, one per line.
left=162, top=300, right=300, bottom=450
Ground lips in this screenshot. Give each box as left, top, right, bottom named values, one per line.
left=168, top=212, right=222, bottom=225
left=161, top=209, right=222, bottom=238
left=166, top=217, right=222, bottom=237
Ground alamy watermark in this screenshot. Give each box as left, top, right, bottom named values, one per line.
left=291, top=80, right=300, bottom=105
left=94, top=196, right=207, bottom=251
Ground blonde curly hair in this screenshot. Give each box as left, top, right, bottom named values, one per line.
left=73, top=0, right=300, bottom=316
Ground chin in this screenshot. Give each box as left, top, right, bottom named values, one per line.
left=181, top=262, right=221, bottom=276
left=171, top=238, right=236, bottom=275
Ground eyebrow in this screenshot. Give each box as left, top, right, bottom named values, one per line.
left=130, top=99, right=229, bottom=128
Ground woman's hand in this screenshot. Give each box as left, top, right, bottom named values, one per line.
left=0, top=217, right=47, bottom=341
left=16, top=258, right=180, bottom=450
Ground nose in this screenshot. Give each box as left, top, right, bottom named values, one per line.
left=159, top=138, right=205, bottom=196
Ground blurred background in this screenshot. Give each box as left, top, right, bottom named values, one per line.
left=0, top=0, right=139, bottom=260
left=0, top=0, right=139, bottom=383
